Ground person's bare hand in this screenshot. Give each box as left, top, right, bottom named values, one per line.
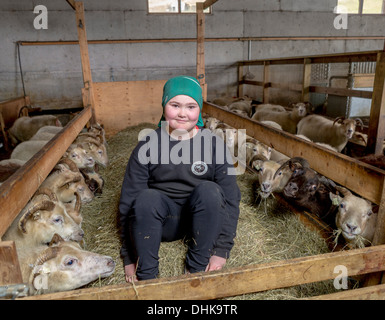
left=124, top=263, right=138, bottom=283
left=205, top=255, right=226, bottom=272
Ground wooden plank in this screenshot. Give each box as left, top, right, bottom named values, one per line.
left=92, top=81, right=166, bottom=137
left=309, top=85, right=373, bottom=99
left=302, top=58, right=311, bottom=102
left=203, top=0, right=218, bottom=10
left=196, top=2, right=207, bottom=100
left=309, top=283, right=385, bottom=300
left=203, top=102, right=385, bottom=205
left=366, top=52, right=385, bottom=155
left=66, top=0, right=76, bottom=10
left=354, top=74, right=375, bottom=88
left=0, top=107, right=92, bottom=238
left=21, top=244, right=385, bottom=300
left=0, top=241, right=23, bottom=285
left=263, top=62, right=270, bottom=103
left=237, top=64, right=244, bottom=97
left=18, top=38, right=385, bottom=47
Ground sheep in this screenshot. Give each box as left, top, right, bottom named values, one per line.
left=205, top=117, right=221, bottom=131
left=252, top=158, right=292, bottom=199
left=8, top=115, right=62, bottom=146
left=10, top=140, right=95, bottom=170
left=295, top=134, right=339, bottom=152
left=254, top=103, right=286, bottom=113
left=74, top=137, right=109, bottom=168
left=251, top=102, right=307, bottom=134
left=2, top=191, right=84, bottom=252
left=296, top=115, right=363, bottom=152
left=260, top=120, right=283, bottom=130
left=242, top=137, right=271, bottom=166
left=39, top=161, right=94, bottom=203
left=275, top=157, right=337, bottom=226
left=213, top=123, right=239, bottom=154
left=10, top=140, right=49, bottom=162
left=228, top=100, right=253, bottom=117
left=0, top=159, right=26, bottom=183
left=330, top=186, right=377, bottom=248
left=19, top=233, right=115, bottom=295
left=30, top=125, right=63, bottom=141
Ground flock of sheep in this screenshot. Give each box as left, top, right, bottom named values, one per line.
left=1, top=115, right=115, bottom=296
left=0, top=99, right=379, bottom=296
left=204, top=96, right=378, bottom=250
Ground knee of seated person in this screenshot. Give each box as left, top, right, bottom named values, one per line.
left=132, top=189, right=163, bottom=213
left=192, top=181, right=224, bottom=203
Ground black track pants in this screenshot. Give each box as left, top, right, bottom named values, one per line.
left=128, top=181, right=226, bottom=280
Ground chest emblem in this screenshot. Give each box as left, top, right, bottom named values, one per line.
left=191, top=161, right=208, bottom=176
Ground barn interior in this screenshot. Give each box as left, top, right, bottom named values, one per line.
left=1, top=0, right=385, bottom=301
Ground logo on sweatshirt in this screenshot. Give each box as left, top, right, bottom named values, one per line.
left=191, top=161, right=208, bottom=176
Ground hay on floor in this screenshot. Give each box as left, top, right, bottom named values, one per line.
left=80, top=123, right=338, bottom=299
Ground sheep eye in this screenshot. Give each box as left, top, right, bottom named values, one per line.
left=65, top=258, right=77, bottom=266
left=340, top=203, right=345, bottom=209
left=367, top=210, right=373, bottom=216
left=53, top=216, right=63, bottom=224
left=98, top=150, right=103, bottom=155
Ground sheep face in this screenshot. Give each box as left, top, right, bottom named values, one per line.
left=330, top=187, right=375, bottom=245
left=66, top=146, right=95, bottom=169
left=254, top=160, right=287, bottom=198
left=18, top=200, right=84, bottom=245
left=205, top=117, right=220, bottom=131
left=336, top=119, right=357, bottom=140
left=292, top=103, right=307, bottom=118
left=29, top=240, right=115, bottom=294
left=58, top=174, right=94, bottom=203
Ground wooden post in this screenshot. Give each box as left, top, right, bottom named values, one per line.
left=74, top=1, right=96, bottom=123
left=0, top=241, right=23, bottom=286
left=196, top=2, right=207, bottom=100
left=302, top=58, right=311, bottom=102
left=263, top=61, right=270, bottom=103
left=366, top=51, right=385, bottom=155
left=238, top=63, right=244, bottom=97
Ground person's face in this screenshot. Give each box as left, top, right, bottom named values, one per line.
left=164, top=95, right=200, bottom=134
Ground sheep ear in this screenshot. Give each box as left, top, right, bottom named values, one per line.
left=329, top=192, right=341, bottom=206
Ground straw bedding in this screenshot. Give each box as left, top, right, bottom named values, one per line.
left=81, top=123, right=338, bottom=299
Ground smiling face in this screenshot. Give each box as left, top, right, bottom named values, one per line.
left=163, top=95, right=200, bottom=137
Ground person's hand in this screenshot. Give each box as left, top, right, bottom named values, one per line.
left=124, top=263, right=138, bottom=283
left=205, top=255, right=226, bottom=272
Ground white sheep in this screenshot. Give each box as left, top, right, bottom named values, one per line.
left=39, top=163, right=94, bottom=203
left=8, top=115, right=62, bottom=145
left=252, top=158, right=292, bottom=199
left=204, top=117, right=221, bottom=131
left=297, top=115, right=363, bottom=152
left=30, top=125, right=63, bottom=141
left=330, top=186, right=376, bottom=248
left=228, top=100, right=253, bottom=117
left=18, top=233, right=115, bottom=295
left=2, top=191, right=84, bottom=252
left=251, top=102, right=307, bottom=134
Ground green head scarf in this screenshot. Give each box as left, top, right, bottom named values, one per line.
left=158, top=75, right=204, bottom=127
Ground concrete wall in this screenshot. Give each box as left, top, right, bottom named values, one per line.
left=0, top=0, right=384, bottom=110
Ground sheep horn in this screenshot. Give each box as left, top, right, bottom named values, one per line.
left=273, top=157, right=309, bottom=179
left=336, top=186, right=352, bottom=197
left=35, top=188, right=58, bottom=202
left=48, top=233, right=65, bottom=246
left=74, top=192, right=81, bottom=212
left=58, top=174, right=82, bottom=189
left=58, top=158, right=79, bottom=172
left=18, top=200, right=56, bottom=234
left=333, top=117, right=345, bottom=126
left=354, top=118, right=364, bottom=130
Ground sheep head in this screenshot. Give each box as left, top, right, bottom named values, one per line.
left=64, top=145, right=95, bottom=169
left=333, top=117, right=363, bottom=140
left=29, top=234, right=115, bottom=294
left=17, top=195, right=84, bottom=245
left=330, top=186, right=375, bottom=247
